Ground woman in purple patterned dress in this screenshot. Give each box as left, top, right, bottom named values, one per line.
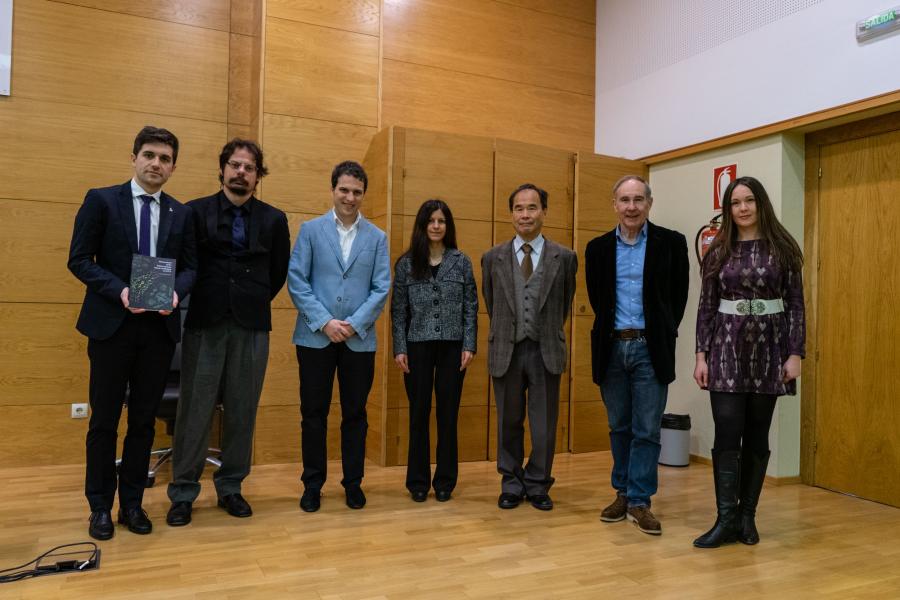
left=692, top=176, right=805, bottom=548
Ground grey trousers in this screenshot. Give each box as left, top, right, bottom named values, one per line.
left=492, top=339, right=561, bottom=497
left=168, top=318, right=269, bottom=503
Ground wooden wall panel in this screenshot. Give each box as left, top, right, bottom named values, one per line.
left=499, top=0, right=596, bottom=23
left=268, top=0, right=379, bottom=35
left=488, top=401, right=570, bottom=460
left=262, top=114, right=376, bottom=215
left=574, top=228, right=602, bottom=318
left=265, top=17, right=379, bottom=126
left=0, top=404, right=177, bottom=468
left=388, top=405, right=489, bottom=466
left=272, top=211, right=318, bottom=310
left=13, top=0, right=228, bottom=121
left=544, top=226, right=573, bottom=248
left=570, top=315, right=595, bottom=403
left=0, top=200, right=83, bottom=303
left=229, top=32, right=256, bottom=128
left=0, top=405, right=89, bottom=467
left=0, top=98, right=226, bottom=205
left=231, top=0, right=263, bottom=36
left=254, top=404, right=343, bottom=465
left=382, top=60, right=594, bottom=151
left=362, top=127, right=393, bottom=221
left=383, top=0, right=594, bottom=96
left=396, top=128, right=494, bottom=221
left=260, top=308, right=301, bottom=407
left=572, top=401, right=609, bottom=452
left=57, top=0, right=232, bottom=30
left=494, top=140, right=575, bottom=229
left=576, top=154, right=647, bottom=230
left=0, top=0, right=255, bottom=468
left=0, top=304, right=87, bottom=406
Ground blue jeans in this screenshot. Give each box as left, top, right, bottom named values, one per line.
left=600, top=339, right=668, bottom=508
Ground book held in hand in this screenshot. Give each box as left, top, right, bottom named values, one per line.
left=130, top=255, right=176, bottom=311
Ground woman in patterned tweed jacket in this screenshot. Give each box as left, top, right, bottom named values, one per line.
left=693, top=176, right=805, bottom=549
left=391, top=199, right=478, bottom=503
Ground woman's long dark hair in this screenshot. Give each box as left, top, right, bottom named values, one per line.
left=399, top=199, right=458, bottom=280
left=703, top=176, right=803, bottom=278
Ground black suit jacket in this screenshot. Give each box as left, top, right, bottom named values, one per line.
left=184, top=192, right=291, bottom=332
left=584, top=221, right=689, bottom=385
left=68, top=181, right=197, bottom=342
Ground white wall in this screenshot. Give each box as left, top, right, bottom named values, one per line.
left=649, top=134, right=804, bottom=477
left=596, top=0, right=900, bottom=158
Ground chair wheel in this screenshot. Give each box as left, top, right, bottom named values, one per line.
left=145, top=475, right=156, bottom=488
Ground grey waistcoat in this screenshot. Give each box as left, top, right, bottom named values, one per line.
left=513, top=255, right=544, bottom=343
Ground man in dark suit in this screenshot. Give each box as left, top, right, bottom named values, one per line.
left=165, top=139, right=290, bottom=526
left=68, top=126, right=196, bottom=540
left=585, top=175, right=689, bottom=535
left=482, top=183, right=577, bottom=511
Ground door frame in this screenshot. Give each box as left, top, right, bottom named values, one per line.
left=800, top=110, right=900, bottom=485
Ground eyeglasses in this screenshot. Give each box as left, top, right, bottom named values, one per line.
left=226, top=160, right=258, bottom=173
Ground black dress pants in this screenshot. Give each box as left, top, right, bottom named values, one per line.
left=85, top=313, right=175, bottom=511
left=403, top=340, right=466, bottom=493
left=296, top=343, right=374, bottom=490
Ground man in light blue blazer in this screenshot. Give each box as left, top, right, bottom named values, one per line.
left=288, top=161, right=390, bottom=512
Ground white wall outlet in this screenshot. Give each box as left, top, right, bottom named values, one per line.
left=71, top=403, right=89, bottom=419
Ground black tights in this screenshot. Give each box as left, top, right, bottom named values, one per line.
left=709, top=392, right=777, bottom=453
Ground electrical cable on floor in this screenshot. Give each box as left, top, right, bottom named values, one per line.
left=0, top=542, right=100, bottom=583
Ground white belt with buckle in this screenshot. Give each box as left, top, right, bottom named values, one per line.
left=718, top=298, right=784, bottom=316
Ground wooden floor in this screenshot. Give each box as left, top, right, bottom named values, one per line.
left=1, top=452, right=899, bottom=599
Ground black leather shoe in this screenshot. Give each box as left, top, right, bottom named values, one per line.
left=345, top=486, right=366, bottom=509
left=435, top=490, right=452, bottom=502
left=529, top=494, right=554, bottom=511
left=217, top=493, right=252, bottom=518
left=117, top=506, right=152, bottom=534
left=498, top=492, right=524, bottom=509
left=300, top=489, right=321, bottom=513
left=88, top=510, right=114, bottom=540
left=166, top=502, right=192, bottom=526
left=411, top=490, right=428, bottom=502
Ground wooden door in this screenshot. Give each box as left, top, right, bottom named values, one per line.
left=814, top=126, right=900, bottom=507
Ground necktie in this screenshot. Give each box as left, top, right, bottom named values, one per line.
left=521, top=243, right=533, bottom=280
left=138, top=195, right=153, bottom=256
left=232, top=205, right=247, bottom=252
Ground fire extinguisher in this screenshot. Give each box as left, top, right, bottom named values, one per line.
left=694, top=213, right=722, bottom=265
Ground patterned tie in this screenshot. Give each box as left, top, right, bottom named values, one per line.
left=521, top=243, right=533, bottom=280
left=231, top=205, right=247, bottom=252
left=138, top=195, right=153, bottom=256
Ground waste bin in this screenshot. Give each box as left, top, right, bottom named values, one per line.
left=659, top=413, right=691, bottom=467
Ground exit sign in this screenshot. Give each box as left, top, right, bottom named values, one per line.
left=857, top=6, right=900, bottom=42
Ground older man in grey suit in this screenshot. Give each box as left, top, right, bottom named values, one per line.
left=482, top=183, right=577, bottom=511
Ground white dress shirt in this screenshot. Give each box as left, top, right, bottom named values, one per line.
left=130, top=179, right=161, bottom=257
left=333, top=209, right=361, bottom=263
left=513, top=233, right=544, bottom=271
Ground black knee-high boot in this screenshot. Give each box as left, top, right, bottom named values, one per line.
left=738, top=449, right=770, bottom=545
left=693, top=449, right=741, bottom=548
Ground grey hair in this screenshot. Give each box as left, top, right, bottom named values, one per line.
left=612, top=174, right=651, bottom=198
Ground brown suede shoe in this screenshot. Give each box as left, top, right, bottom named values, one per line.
left=600, top=494, right=628, bottom=522
left=627, top=506, right=662, bottom=535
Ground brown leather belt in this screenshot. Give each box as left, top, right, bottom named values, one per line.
left=612, top=328, right=645, bottom=340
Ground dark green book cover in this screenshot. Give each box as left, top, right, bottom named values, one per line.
left=130, top=255, right=176, bottom=311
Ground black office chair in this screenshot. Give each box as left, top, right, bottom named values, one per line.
left=117, top=297, right=223, bottom=487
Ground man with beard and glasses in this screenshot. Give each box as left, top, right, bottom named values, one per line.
left=165, top=139, right=291, bottom=526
